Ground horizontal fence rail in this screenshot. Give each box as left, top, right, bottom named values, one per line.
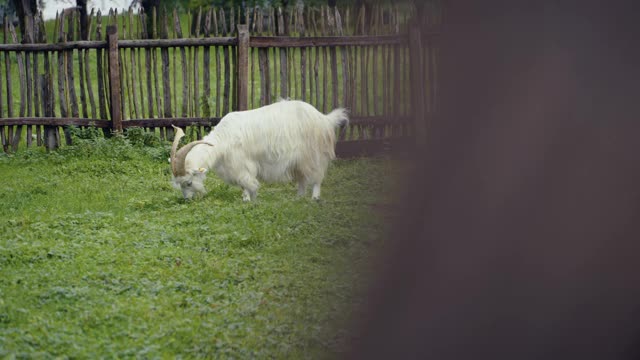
left=249, top=35, right=408, bottom=47
left=0, top=2, right=439, bottom=157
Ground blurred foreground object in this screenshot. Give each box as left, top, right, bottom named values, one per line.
left=345, top=1, right=640, bottom=359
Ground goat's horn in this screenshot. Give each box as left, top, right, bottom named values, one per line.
left=172, top=139, right=215, bottom=177
left=170, top=125, right=186, bottom=176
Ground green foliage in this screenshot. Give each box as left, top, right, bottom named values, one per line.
left=68, top=125, right=104, bottom=141
left=124, top=127, right=162, bottom=147
left=184, top=125, right=202, bottom=143
left=35, top=127, right=170, bottom=163
left=0, top=140, right=396, bottom=357
left=200, top=94, right=216, bottom=118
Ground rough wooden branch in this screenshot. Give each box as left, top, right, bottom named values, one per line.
left=122, top=118, right=221, bottom=127
left=250, top=34, right=410, bottom=47
left=0, top=117, right=110, bottom=127
left=236, top=24, right=250, bottom=111
left=107, top=25, right=123, bottom=132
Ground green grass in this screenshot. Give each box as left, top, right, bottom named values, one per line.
left=0, top=134, right=396, bottom=358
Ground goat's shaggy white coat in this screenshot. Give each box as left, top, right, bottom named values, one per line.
left=172, top=99, right=348, bottom=200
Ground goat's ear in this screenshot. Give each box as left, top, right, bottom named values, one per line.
left=191, top=167, right=208, bottom=176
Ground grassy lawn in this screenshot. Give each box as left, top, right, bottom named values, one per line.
left=0, top=133, right=395, bottom=358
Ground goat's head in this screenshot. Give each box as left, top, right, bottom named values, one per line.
left=170, top=125, right=214, bottom=200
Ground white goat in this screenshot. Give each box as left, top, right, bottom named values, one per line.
left=170, top=99, right=349, bottom=201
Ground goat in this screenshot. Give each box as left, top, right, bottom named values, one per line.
left=170, top=99, right=349, bottom=201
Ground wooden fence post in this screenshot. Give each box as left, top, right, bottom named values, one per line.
left=107, top=25, right=123, bottom=133
left=409, top=19, right=426, bottom=148
left=236, top=24, right=249, bottom=111
left=41, top=74, right=58, bottom=152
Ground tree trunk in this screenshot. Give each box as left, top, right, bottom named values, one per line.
left=140, top=0, right=161, bottom=38
left=276, top=0, right=289, bottom=34
left=77, top=0, right=88, bottom=40
left=353, top=0, right=372, bottom=35
left=11, top=0, right=36, bottom=40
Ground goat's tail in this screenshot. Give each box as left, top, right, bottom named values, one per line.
left=326, top=107, right=349, bottom=129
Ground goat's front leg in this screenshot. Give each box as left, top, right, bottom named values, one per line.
left=242, top=189, right=253, bottom=202
left=239, top=173, right=260, bottom=202
left=311, top=183, right=322, bottom=200
left=241, top=187, right=258, bottom=202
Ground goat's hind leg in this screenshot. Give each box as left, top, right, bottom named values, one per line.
left=309, top=163, right=328, bottom=201
left=297, top=180, right=307, bottom=197
left=293, top=167, right=308, bottom=197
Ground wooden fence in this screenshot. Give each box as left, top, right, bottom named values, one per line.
left=0, top=3, right=439, bottom=157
